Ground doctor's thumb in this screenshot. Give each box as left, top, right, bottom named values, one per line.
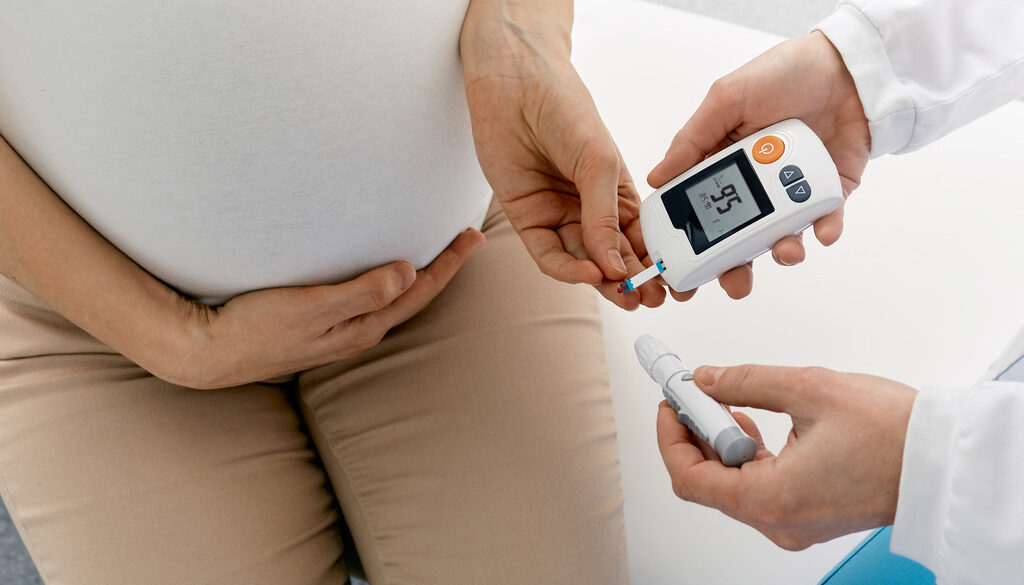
left=693, top=364, right=802, bottom=415
left=648, top=78, right=745, bottom=189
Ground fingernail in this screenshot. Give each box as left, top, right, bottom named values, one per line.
left=608, top=250, right=627, bottom=274
left=396, top=263, right=416, bottom=290
left=696, top=366, right=719, bottom=385
left=463, top=228, right=486, bottom=246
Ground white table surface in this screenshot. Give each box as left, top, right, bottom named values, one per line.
left=572, top=0, right=1024, bottom=583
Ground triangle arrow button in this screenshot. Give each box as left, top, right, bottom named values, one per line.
left=786, top=180, right=812, bottom=203
left=779, top=165, right=804, bottom=186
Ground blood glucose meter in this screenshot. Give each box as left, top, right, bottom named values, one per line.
left=620, top=119, right=843, bottom=294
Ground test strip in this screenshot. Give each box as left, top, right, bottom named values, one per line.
left=617, top=261, right=666, bottom=294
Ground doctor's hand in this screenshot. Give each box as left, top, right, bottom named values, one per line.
left=648, top=31, right=871, bottom=302
left=161, top=229, right=484, bottom=390
left=460, top=2, right=665, bottom=310
left=657, top=364, right=917, bottom=550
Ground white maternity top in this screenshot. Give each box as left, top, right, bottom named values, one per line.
left=0, top=2, right=491, bottom=304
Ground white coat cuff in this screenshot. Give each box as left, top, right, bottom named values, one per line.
left=813, top=5, right=916, bottom=158
left=890, top=386, right=968, bottom=569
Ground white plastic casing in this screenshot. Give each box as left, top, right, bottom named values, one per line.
left=639, top=119, right=843, bottom=293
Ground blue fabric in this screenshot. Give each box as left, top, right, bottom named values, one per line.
left=0, top=497, right=42, bottom=585
left=819, top=527, right=936, bottom=585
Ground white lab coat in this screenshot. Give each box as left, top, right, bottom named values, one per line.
left=816, top=0, right=1024, bottom=158
left=815, top=2, right=1024, bottom=583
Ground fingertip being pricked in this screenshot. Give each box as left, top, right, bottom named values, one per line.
left=598, top=282, right=640, bottom=311
left=639, top=283, right=667, bottom=308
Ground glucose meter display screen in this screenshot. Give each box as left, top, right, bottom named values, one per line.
left=660, top=150, right=774, bottom=255
left=685, top=164, right=759, bottom=243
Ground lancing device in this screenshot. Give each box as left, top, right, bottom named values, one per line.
left=620, top=119, right=843, bottom=294
left=635, top=334, right=757, bottom=467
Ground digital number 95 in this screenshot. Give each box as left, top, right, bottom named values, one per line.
left=710, top=184, right=741, bottom=214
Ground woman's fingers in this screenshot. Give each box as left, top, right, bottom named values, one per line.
left=519, top=224, right=604, bottom=286
left=576, top=143, right=629, bottom=282
left=612, top=250, right=668, bottom=310
left=316, top=261, right=418, bottom=322
left=362, top=229, right=485, bottom=333
left=191, top=231, right=485, bottom=387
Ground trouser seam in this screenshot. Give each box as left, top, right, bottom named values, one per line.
left=299, top=397, right=392, bottom=585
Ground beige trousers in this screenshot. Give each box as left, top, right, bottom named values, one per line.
left=0, top=200, right=628, bottom=585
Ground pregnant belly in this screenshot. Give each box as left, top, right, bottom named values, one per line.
left=0, top=1, right=491, bottom=304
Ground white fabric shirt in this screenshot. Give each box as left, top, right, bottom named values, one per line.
left=817, top=1, right=1024, bottom=583
left=817, top=0, right=1024, bottom=158
left=0, top=2, right=491, bottom=304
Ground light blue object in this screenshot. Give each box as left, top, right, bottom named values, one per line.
left=997, top=354, right=1024, bottom=382
left=818, top=527, right=935, bottom=585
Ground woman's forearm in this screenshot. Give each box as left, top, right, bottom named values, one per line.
left=461, top=0, right=573, bottom=80
left=0, top=136, right=189, bottom=376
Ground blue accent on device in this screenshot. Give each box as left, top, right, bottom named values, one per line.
left=818, top=527, right=936, bottom=585
left=618, top=260, right=666, bottom=294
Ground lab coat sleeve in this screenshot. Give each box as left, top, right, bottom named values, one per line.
left=814, top=0, right=1024, bottom=157
left=891, top=381, right=1024, bottom=585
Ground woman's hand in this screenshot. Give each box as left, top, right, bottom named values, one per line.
left=162, top=229, right=484, bottom=389
left=657, top=364, right=917, bottom=550
left=648, top=32, right=871, bottom=301
left=1, top=132, right=484, bottom=391
left=461, top=1, right=666, bottom=310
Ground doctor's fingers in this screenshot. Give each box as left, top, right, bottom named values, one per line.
left=812, top=201, right=845, bottom=246
left=771, top=234, right=806, bottom=267
left=647, top=77, right=746, bottom=188
left=692, top=364, right=830, bottom=417
left=657, top=402, right=742, bottom=508
left=657, top=403, right=818, bottom=546
left=730, top=411, right=774, bottom=461
left=771, top=201, right=845, bottom=265
left=657, top=402, right=778, bottom=514
left=717, top=262, right=754, bottom=299
left=665, top=283, right=697, bottom=303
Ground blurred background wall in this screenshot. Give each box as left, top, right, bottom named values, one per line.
left=645, top=0, right=836, bottom=37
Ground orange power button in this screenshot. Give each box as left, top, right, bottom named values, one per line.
left=752, top=135, right=785, bottom=164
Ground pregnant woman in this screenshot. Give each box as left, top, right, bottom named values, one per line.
left=0, top=2, right=677, bottom=584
